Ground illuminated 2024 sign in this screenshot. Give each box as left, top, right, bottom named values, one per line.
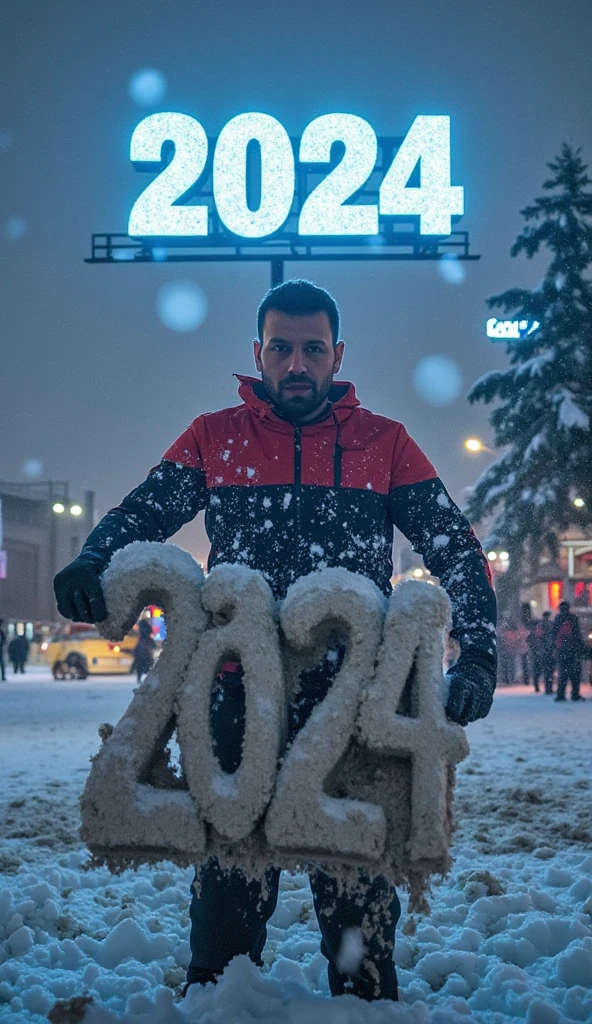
left=128, top=112, right=464, bottom=240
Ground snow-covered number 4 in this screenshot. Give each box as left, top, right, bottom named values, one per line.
left=379, top=116, right=464, bottom=235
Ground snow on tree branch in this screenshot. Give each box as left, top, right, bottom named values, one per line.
left=554, top=387, right=590, bottom=430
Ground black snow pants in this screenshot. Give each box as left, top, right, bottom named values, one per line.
left=187, top=667, right=401, bottom=1001
left=556, top=656, right=582, bottom=699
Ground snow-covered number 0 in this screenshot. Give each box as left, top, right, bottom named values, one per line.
left=128, top=113, right=209, bottom=237
left=213, top=113, right=295, bottom=238
left=298, top=114, right=378, bottom=235
left=178, top=566, right=285, bottom=841
left=265, top=569, right=387, bottom=860
left=379, top=115, right=464, bottom=235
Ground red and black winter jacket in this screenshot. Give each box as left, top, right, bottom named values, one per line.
left=82, top=376, right=496, bottom=657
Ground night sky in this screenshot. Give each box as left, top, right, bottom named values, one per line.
left=1, top=0, right=591, bottom=565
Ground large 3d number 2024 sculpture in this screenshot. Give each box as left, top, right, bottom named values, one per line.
left=81, top=542, right=469, bottom=902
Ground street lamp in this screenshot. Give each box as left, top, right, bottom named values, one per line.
left=487, top=549, right=510, bottom=571
left=464, top=437, right=495, bottom=455
left=54, top=502, right=84, bottom=516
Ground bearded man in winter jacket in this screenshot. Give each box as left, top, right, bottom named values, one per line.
left=54, top=279, right=497, bottom=1002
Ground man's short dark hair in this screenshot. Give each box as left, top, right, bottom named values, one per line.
left=257, top=279, right=340, bottom=346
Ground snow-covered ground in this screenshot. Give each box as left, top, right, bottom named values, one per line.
left=1, top=670, right=591, bottom=1023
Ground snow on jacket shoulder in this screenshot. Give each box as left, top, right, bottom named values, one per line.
left=81, top=376, right=496, bottom=657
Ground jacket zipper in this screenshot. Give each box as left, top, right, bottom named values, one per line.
left=294, top=426, right=302, bottom=548
left=333, top=444, right=343, bottom=488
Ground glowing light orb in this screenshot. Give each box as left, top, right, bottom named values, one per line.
left=156, top=280, right=208, bottom=332
left=413, top=355, right=463, bottom=407
left=5, top=216, right=26, bottom=240
left=112, top=248, right=134, bottom=261
left=438, top=253, right=466, bottom=285
left=22, top=458, right=44, bottom=478
left=128, top=69, right=167, bottom=107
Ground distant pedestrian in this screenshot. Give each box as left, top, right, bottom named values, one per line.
left=8, top=633, right=29, bottom=673
left=498, top=619, right=522, bottom=685
left=531, top=612, right=555, bottom=693
left=520, top=602, right=534, bottom=686
left=0, top=619, right=6, bottom=681
left=553, top=601, right=584, bottom=702
left=131, top=619, right=156, bottom=683
left=540, top=611, right=555, bottom=694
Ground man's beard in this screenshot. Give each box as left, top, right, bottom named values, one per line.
left=261, top=371, right=333, bottom=421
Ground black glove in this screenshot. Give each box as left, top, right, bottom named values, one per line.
left=445, top=648, right=496, bottom=727
left=54, top=557, right=107, bottom=623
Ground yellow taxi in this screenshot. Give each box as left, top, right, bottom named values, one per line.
left=43, top=625, right=138, bottom=679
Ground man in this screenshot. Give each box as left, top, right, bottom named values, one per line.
left=553, top=600, right=584, bottom=702
left=532, top=610, right=555, bottom=694
left=8, top=630, right=29, bottom=673
left=0, top=619, right=6, bottom=681
left=54, top=279, right=497, bottom=1002
left=520, top=602, right=534, bottom=687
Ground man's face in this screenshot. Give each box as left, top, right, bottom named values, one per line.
left=254, top=310, right=344, bottom=423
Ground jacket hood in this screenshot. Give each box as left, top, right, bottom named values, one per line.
left=235, top=374, right=361, bottom=426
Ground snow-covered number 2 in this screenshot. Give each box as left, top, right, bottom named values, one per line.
left=265, top=570, right=387, bottom=860
left=298, top=114, right=378, bottom=235
left=128, top=112, right=209, bottom=237
left=379, top=115, right=464, bottom=235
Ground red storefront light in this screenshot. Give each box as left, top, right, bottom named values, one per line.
left=548, top=581, right=563, bottom=609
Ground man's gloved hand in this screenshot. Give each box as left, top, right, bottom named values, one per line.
left=445, top=648, right=496, bottom=727
left=54, top=557, right=107, bottom=623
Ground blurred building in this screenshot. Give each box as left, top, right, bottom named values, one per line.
left=520, top=529, right=592, bottom=637
left=0, top=481, right=95, bottom=630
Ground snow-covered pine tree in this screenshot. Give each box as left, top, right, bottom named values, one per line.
left=465, top=144, right=592, bottom=594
